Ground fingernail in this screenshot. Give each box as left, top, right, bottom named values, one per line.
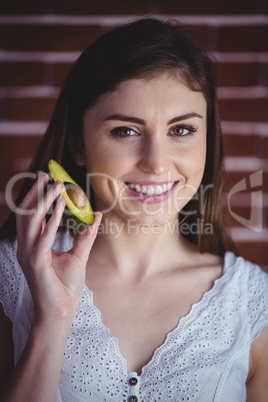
left=40, top=172, right=47, bottom=180
left=94, top=212, right=103, bottom=222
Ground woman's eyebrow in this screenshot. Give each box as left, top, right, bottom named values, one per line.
left=103, top=114, right=147, bottom=125
left=168, top=113, right=203, bottom=124
left=103, top=112, right=203, bottom=126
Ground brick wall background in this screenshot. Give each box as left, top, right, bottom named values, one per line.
left=0, top=0, right=267, bottom=269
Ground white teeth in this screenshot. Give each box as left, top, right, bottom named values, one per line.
left=141, top=185, right=147, bottom=194
left=147, top=186, right=154, bottom=196
left=127, top=182, right=174, bottom=196
left=154, top=185, right=163, bottom=195
left=166, top=182, right=173, bottom=191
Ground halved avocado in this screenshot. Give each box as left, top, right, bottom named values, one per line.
left=48, top=159, right=94, bottom=225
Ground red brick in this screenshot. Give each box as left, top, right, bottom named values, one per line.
left=222, top=204, right=265, bottom=229
left=0, top=62, right=45, bottom=87
left=223, top=171, right=268, bottom=194
left=216, top=62, right=259, bottom=87
left=1, top=24, right=102, bottom=51
left=218, top=98, right=268, bottom=122
left=160, top=0, right=258, bottom=14
left=0, top=0, right=47, bottom=14
left=257, top=62, right=268, bottom=87
left=233, top=242, right=268, bottom=268
left=0, top=0, right=259, bottom=15
left=218, top=26, right=268, bottom=52
left=265, top=63, right=268, bottom=85
left=53, top=62, right=73, bottom=87
left=175, top=24, right=210, bottom=49
left=265, top=137, right=268, bottom=159
left=3, top=97, right=56, bottom=121
left=50, top=0, right=156, bottom=14
left=0, top=135, right=42, bottom=160
left=222, top=134, right=261, bottom=157
left=0, top=0, right=155, bottom=15
left=0, top=157, right=32, bottom=191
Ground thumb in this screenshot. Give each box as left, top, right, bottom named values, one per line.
left=70, top=212, right=102, bottom=266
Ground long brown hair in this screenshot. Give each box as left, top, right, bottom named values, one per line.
left=0, top=18, right=232, bottom=256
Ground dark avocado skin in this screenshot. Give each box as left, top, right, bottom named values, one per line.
left=48, top=159, right=94, bottom=225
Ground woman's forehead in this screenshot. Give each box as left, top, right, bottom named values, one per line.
left=86, top=74, right=207, bottom=122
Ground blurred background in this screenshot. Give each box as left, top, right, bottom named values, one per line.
left=0, top=0, right=267, bottom=269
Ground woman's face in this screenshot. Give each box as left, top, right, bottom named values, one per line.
left=80, top=73, right=207, bottom=226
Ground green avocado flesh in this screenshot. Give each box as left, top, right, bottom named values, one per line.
left=48, top=159, right=94, bottom=225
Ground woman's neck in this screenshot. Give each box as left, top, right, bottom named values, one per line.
left=88, top=213, right=196, bottom=282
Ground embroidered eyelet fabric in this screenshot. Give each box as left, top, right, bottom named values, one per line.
left=1, top=234, right=268, bottom=402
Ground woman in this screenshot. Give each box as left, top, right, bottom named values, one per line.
left=0, top=18, right=267, bottom=401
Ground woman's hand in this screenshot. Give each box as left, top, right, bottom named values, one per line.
left=15, top=172, right=101, bottom=329
left=0, top=172, right=101, bottom=402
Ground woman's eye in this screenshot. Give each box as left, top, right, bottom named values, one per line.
left=111, top=127, right=137, bottom=137
left=171, top=125, right=196, bottom=137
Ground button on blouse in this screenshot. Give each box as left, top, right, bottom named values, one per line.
left=128, top=396, right=138, bottom=402
left=127, top=372, right=139, bottom=401
left=129, top=377, right=138, bottom=386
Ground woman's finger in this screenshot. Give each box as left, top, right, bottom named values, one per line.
left=16, top=173, right=49, bottom=259
left=70, top=212, right=102, bottom=267
left=34, top=195, right=66, bottom=255
left=36, top=180, right=63, bottom=218
left=16, top=173, right=48, bottom=239
left=21, top=180, right=63, bottom=248
left=17, top=172, right=49, bottom=212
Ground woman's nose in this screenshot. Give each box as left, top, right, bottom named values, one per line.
left=138, top=138, right=169, bottom=176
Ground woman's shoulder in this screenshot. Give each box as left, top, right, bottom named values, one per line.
left=223, top=251, right=268, bottom=281
left=223, top=251, right=268, bottom=341
left=223, top=251, right=268, bottom=293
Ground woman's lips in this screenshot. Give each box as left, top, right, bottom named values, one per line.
left=125, top=181, right=177, bottom=204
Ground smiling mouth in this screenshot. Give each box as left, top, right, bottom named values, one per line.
left=126, top=182, right=175, bottom=197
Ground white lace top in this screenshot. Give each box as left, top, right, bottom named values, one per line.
left=1, top=234, right=268, bottom=402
